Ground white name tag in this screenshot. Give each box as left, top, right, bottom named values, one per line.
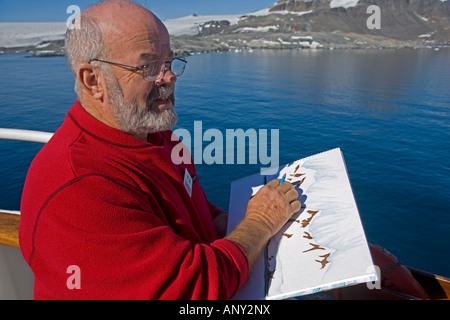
left=183, top=168, right=193, bottom=197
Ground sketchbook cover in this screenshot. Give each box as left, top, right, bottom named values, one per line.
left=227, top=148, right=377, bottom=300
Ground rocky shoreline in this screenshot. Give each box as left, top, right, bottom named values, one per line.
left=170, top=31, right=449, bottom=56
left=1, top=31, right=448, bottom=59
left=0, top=39, right=66, bottom=57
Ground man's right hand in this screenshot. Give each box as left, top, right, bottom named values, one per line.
left=246, top=179, right=301, bottom=238
left=224, top=179, right=302, bottom=271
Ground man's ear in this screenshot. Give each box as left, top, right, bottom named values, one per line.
left=77, top=63, right=105, bottom=100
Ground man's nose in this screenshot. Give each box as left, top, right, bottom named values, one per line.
left=154, top=64, right=177, bottom=86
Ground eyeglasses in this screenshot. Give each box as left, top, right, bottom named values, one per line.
left=88, top=57, right=187, bottom=82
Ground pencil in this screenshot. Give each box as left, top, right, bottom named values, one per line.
left=279, top=174, right=286, bottom=185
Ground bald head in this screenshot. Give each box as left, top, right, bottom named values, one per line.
left=84, top=1, right=168, bottom=59
left=85, top=0, right=164, bottom=26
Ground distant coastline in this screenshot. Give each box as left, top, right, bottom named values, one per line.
left=1, top=0, right=449, bottom=57
left=1, top=33, right=448, bottom=59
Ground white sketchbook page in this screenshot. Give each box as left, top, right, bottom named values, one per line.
left=227, top=148, right=377, bottom=300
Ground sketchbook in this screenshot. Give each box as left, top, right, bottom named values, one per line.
left=227, top=148, right=377, bottom=300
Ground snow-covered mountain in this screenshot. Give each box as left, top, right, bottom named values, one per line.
left=1, top=0, right=448, bottom=54
left=0, top=1, right=352, bottom=47
left=164, top=0, right=364, bottom=37
left=168, top=0, right=449, bottom=53
left=0, top=22, right=66, bottom=48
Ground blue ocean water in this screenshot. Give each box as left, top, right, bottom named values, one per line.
left=0, top=49, right=449, bottom=277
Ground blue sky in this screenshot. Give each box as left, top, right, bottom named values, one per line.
left=0, top=0, right=278, bottom=22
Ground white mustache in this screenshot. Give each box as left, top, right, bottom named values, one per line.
left=148, top=85, right=174, bottom=103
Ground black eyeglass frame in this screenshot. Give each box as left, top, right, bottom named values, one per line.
left=88, top=57, right=187, bottom=81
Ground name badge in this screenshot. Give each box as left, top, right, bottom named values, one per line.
left=183, top=168, right=193, bottom=197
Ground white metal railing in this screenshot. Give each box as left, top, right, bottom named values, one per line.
left=0, top=209, right=20, bottom=216
left=0, top=128, right=53, bottom=214
left=0, top=128, right=53, bottom=143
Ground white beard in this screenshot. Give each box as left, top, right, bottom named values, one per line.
left=105, top=72, right=178, bottom=135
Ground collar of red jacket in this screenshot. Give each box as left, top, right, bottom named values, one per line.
left=68, top=100, right=165, bottom=148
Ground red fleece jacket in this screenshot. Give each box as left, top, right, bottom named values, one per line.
left=19, top=101, right=248, bottom=300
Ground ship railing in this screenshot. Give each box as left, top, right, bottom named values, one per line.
left=0, top=128, right=52, bottom=247
left=0, top=128, right=53, bottom=144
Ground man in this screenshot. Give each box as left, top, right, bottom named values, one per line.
left=19, top=0, right=301, bottom=299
